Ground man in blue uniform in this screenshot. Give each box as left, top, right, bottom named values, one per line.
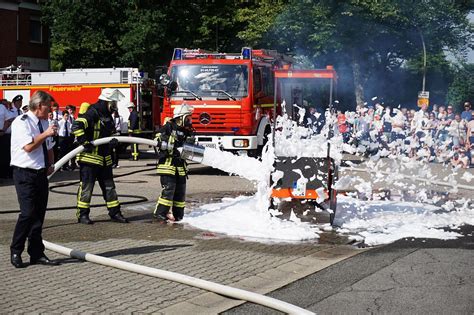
left=10, top=90, right=60, bottom=268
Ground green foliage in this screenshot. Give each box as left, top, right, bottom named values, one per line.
left=447, top=63, right=474, bottom=111
left=40, top=0, right=473, bottom=107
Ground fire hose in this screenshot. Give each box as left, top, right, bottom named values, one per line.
left=44, top=136, right=313, bottom=314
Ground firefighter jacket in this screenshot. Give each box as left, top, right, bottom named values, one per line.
left=72, top=101, right=115, bottom=167
left=128, top=110, right=140, bottom=134
left=154, top=119, right=193, bottom=177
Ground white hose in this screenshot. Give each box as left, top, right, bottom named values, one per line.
left=341, top=166, right=474, bottom=191
left=43, top=241, right=314, bottom=315
left=49, top=136, right=158, bottom=179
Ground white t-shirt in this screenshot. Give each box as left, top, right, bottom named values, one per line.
left=57, top=119, right=73, bottom=137
left=10, top=111, right=54, bottom=169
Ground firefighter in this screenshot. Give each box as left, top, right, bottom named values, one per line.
left=127, top=102, right=140, bottom=161
left=153, top=103, right=194, bottom=223
left=72, top=89, right=129, bottom=224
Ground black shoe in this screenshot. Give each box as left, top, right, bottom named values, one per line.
left=11, top=253, right=25, bottom=268
left=77, top=215, right=94, bottom=225
left=110, top=213, right=129, bottom=223
left=30, top=255, right=60, bottom=266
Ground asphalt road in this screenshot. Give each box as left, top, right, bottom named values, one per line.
left=226, top=225, right=474, bottom=314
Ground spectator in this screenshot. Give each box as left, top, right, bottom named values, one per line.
left=51, top=102, right=62, bottom=121
left=461, top=101, right=472, bottom=122
left=57, top=110, right=74, bottom=171
left=446, top=105, right=455, bottom=121
left=382, top=106, right=392, bottom=142
left=0, top=99, right=10, bottom=179
left=65, top=105, right=77, bottom=170
left=431, top=104, right=439, bottom=117
left=449, top=113, right=467, bottom=148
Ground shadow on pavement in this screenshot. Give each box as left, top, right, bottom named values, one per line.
left=96, top=244, right=193, bottom=257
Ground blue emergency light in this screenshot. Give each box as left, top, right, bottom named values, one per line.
left=242, top=47, right=252, bottom=60
left=173, top=48, right=183, bottom=60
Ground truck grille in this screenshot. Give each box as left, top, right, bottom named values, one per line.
left=192, top=112, right=241, bottom=132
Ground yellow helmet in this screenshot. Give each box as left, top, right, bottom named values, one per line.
left=79, top=102, right=90, bottom=114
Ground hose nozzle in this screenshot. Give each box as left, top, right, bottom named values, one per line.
left=180, top=143, right=206, bottom=163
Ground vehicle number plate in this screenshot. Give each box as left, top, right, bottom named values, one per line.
left=200, top=143, right=217, bottom=149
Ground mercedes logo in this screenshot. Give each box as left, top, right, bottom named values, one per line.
left=199, top=112, right=211, bottom=125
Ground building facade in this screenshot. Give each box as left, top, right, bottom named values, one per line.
left=0, top=0, right=49, bottom=71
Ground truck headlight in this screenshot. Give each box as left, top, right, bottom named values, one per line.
left=233, top=139, right=249, bottom=148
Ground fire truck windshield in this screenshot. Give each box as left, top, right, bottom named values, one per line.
left=170, top=65, right=248, bottom=99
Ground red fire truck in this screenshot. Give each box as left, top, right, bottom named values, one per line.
left=158, top=47, right=295, bottom=156
left=0, top=67, right=154, bottom=134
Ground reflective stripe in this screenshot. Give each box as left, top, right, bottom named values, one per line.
left=154, top=133, right=161, bottom=141
left=77, top=201, right=90, bottom=208
left=107, top=200, right=120, bottom=208
left=156, top=169, right=176, bottom=175
left=158, top=197, right=173, bottom=207
left=177, top=166, right=186, bottom=176
left=93, top=121, right=100, bottom=155
left=73, top=129, right=85, bottom=136
left=77, top=156, right=103, bottom=166
left=76, top=117, right=88, bottom=129
left=173, top=201, right=186, bottom=208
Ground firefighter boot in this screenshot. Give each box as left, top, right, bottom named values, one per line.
left=152, top=204, right=170, bottom=224
left=110, top=212, right=129, bottom=223
left=172, top=207, right=184, bottom=222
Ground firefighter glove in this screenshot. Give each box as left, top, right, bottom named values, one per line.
left=82, top=142, right=95, bottom=153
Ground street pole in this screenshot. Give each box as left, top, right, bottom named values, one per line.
left=418, top=27, right=427, bottom=92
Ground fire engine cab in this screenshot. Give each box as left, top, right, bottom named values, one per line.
left=159, top=47, right=294, bottom=155
left=0, top=67, right=154, bottom=134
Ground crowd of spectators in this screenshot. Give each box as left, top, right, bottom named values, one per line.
left=330, top=101, right=474, bottom=168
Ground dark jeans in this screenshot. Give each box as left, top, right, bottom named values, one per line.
left=0, top=134, right=12, bottom=178
left=10, top=167, right=49, bottom=259
left=58, top=136, right=74, bottom=167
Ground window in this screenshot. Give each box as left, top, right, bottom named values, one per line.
left=30, top=17, right=42, bottom=43
left=253, top=68, right=261, bottom=95
left=261, top=67, right=274, bottom=96
left=170, top=65, right=249, bottom=99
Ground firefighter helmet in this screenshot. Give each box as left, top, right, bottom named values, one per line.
left=126, top=102, right=135, bottom=108
left=79, top=102, right=91, bottom=114
left=173, top=103, right=194, bottom=119
left=99, top=88, right=125, bottom=102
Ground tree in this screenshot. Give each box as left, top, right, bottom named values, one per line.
left=447, top=63, right=474, bottom=111
left=236, top=0, right=473, bottom=108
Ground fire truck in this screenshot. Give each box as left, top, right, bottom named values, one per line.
left=158, top=47, right=295, bottom=156
left=0, top=67, right=154, bottom=134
